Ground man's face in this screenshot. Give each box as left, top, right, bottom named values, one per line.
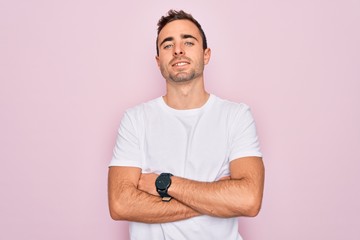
left=156, top=20, right=211, bottom=83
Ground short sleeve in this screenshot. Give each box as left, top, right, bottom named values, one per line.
left=228, top=105, right=262, bottom=161
left=109, top=111, right=142, bottom=168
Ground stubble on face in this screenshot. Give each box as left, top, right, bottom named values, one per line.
left=169, top=68, right=195, bottom=82
left=162, top=63, right=194, bottom=83
left=160, top=56, right=205, bottom=83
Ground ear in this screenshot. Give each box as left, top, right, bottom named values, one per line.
left=203, top=48, right=211, bottom=65
left=155, top=55, right=160, bottom=67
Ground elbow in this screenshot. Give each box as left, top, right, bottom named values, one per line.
left=109, top=200, right=130, bottom=221
left=242, top=194, right=262, bottom=217
left=219, top=195, right=262, bottom=218
left=245, top=201, right=261, bottom=217
left=229, top=191, right=262, bottom=217
left=109, top=201, right=122, bottom=220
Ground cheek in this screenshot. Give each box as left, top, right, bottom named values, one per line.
left=159, top=63, right=168, bottom=74
left=159, top=60, right=167, bottom=69
left=157, top=55, right=168, bottom=66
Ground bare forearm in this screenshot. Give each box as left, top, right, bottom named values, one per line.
left=109, top=184, right=200, bottom=223
left=168, top=157, right=265, bottom=218
left=168, top=177, right=262, bottom=218
left=108, top=157, right=264, bottom=222
left=108, top=167, right=200, bottom=223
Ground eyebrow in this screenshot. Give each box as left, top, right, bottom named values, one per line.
left=159, top=34, right=199, bottom=47
left=159, top=37, right=174, bottom=47
left=182, top=34, right=198, bottom=42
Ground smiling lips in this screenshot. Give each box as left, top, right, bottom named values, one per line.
left=171, top=58, right=191, bottom=67
left=173, top=62, right=188, bottom=66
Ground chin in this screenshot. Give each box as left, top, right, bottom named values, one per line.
left=170, top=72, right=196, bottom=83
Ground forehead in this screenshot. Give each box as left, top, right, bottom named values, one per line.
left=158, top=19, right=201, bottom=42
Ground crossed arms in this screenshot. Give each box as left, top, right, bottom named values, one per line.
left=108, top=156, right=264, bottom=223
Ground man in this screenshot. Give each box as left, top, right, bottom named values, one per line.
left=108, top=9, right=264, bottom=240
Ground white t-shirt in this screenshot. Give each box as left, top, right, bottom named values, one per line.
left=110, top=94, right=262, bottom=240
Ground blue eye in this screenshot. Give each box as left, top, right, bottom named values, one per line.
left=185, top=42, right=194, bottom=46
left=163, top=44, right=173, bottom=49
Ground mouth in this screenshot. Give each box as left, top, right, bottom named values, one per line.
left=171, top=58, right=191, bottom=67
left=172, top=62, right=189, bottom=67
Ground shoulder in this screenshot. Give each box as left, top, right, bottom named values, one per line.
left=211, top=95, right=251, bottom=115
left=124, top=97, right=162, bottom=118
left=118, top=98, right=162, bottom=133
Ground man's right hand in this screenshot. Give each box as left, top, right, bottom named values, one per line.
left=138, top=173, right=159, bottom=196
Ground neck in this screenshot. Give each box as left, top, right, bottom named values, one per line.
left=163, top=78, right=209, bottom=110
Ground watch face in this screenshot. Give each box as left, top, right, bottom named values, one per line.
left=156, top=174, right=170, bottom=190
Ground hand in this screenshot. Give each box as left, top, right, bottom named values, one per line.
left=138, top=173, right=159, bottom=196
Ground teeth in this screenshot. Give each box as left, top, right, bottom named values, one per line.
left=175, top=62, right=187, bottom=66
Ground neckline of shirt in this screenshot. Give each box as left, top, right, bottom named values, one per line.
left=158, top=94, right=216, bottom=116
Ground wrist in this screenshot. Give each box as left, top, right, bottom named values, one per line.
left=155, top=173, right=173, bottom=202
left=167, top=175, right=181, bottom=197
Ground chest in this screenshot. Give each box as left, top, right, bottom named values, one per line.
left=140, top=113, right=230, bottom=180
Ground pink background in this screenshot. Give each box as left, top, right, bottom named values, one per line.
left=1, top=0, right=359, bottom=239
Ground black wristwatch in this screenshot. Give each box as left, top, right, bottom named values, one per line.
left=155, top=173, right=173, bottom=202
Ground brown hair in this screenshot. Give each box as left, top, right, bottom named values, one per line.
left=156, top=10, right=208, bottom=56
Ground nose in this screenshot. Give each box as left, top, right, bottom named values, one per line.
left=173, top=44, right=185, bottom=56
